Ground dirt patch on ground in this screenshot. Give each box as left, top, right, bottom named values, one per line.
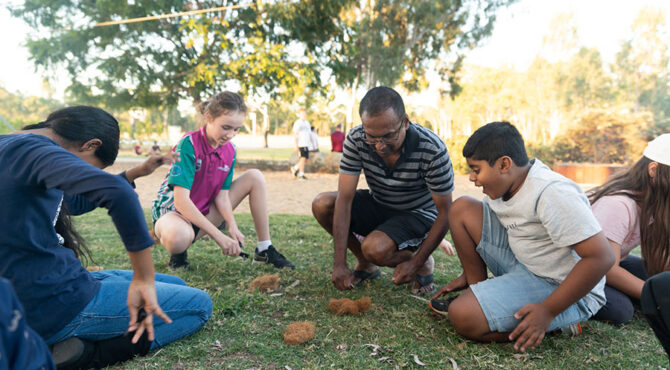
left=107, top=159, right=483, bottom=215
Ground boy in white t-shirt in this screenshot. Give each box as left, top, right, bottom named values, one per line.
left=290, top=108, right=312, bottom=180
left=432, top=121, right=614, bottom=352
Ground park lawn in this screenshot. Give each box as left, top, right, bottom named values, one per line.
left=118, top=147, right=294, bottom=161
left=75, top=209, right=667, bottom=369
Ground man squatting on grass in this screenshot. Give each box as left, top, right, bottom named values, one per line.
left=432, top=122, right=615, bottom=352
left=312, top=86, right=455, bottom=293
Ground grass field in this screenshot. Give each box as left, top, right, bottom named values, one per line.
left=75, top=209, right=667, bottom=369
left=118, top=147, right=295, bottom=162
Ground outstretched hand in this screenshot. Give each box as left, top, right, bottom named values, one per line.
left=142, top=151, right=180, bottom=175
left=432, top=273, right=467, bottom=300
left=127, top=279, right=172, bottom=343
left=508, top=303, right=554, bottom=352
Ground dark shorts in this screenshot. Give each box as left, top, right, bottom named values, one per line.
left=349, top=189, right=433, bottom=252
left=298, top=147, right=310, bottom=159
left=192, top=221, right=226, bottom=242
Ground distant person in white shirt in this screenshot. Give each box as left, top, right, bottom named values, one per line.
left=290, top=108, right=311, bottom=180
left=309, top=126, right=319, bottom=152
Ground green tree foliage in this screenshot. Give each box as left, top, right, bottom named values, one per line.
left=11, top=0, right=334, bottom=109
left=550, top=110, right=653, bottom=164
left=612, top=7, right=670, bottom=122
left=0, top=87, right=64, bottom=133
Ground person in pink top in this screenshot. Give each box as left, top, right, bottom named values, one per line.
left=589, top=134, right=670, bottom=324
left=151, top=92, right=294, bottom=270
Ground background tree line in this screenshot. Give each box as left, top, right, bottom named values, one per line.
left=4, top=2, right=669, bottom=168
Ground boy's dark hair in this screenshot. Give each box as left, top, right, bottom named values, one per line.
left=359, top=86, right=406, bottom=119
left=463, top=121, right=529, bottom=166
left=23, top=106, right=120, bottom=166
left=22, top=105, right=121, bottom=264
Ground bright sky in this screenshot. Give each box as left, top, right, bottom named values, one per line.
left=0, top=0, right=668, bottom=99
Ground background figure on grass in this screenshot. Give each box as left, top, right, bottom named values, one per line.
left=588, top=134, right=670, bottom=325
left=312, top=86, right=454, bottom=294
left=152, top=91, right=294, bottom=270
left=432, top=122, right=614, bottom=352
left=151, top=140, right=162, bottom=155
left=309, top=126, right=319, bottom=152
left=0, top=106, right=212, bottom=368
left=290, top=108, right=311, bottom=180
left=330, top=124, right=344, bottom=153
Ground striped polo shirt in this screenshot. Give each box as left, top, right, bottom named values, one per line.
left=339, top=122, right=454, bottom=221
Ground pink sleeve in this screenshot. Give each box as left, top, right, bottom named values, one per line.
left=591, top=195, right=637, bottom=248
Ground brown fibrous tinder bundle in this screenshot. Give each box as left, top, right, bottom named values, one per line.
left=329, top=297, right=372, bottom=315
left=249, top=274, right=280, bottom=292
left=283, top=321, right=316, bottom=344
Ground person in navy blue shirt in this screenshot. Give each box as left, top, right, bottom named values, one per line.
left=0, top=277, right=55, bottom=370
left=0, top=106, right=212, bottom=368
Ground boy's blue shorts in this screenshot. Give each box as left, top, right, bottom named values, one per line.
left=469, top=201, right=594, bottom=333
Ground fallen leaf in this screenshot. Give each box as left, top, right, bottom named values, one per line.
left=413, top=354, right=427, bottom=366
left=378, top=356, right=392, bottom=364
left=448, top=357, right=459, bottom=370
left=364, top=343, right=381, bottom=356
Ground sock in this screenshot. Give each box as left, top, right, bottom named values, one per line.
left=298, top=172, right=304, bottom=176
left=257, top=240, right=272, bottom=252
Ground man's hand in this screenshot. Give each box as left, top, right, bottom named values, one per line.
left=127, top=279, right=172, bottom=343
left=392, top=260, right=419, bottom=285
left=332, top=265, right=355, bottom=291
left=509, top=303, right=554, bottom=352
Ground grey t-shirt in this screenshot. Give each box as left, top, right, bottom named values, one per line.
left=485, top=159, right=606, bottom=314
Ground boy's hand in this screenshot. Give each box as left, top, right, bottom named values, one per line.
left=509, top=303, right=554, bottom=352
left=432, top=273, right=467, bottom=299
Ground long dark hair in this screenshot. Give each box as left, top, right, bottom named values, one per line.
left=23, top=106, right=121, bottom=263
left=589, top=157, right=670, bottom=275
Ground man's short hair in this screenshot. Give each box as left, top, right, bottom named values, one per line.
left=359, top=86, right=406, bottom=120
left=463, top=121, right=529, bottom=166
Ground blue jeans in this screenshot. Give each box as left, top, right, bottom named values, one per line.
left=469, top=202, right=593, bottom=333
left=44, top=270, right=212, bottom=350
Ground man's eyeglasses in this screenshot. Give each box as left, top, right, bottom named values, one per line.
left=362, top=118, right=405, bottom=146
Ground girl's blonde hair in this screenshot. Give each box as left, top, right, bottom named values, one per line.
left=198, top=91, right=247, bottom=121
left=589, top=157, right=670, bottom=275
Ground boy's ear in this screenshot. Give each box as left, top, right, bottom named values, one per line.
left=499, top=156, right=513, bottom=173
left=79, top=138, right=102, bottom=153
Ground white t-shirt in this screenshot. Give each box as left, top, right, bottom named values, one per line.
left=292, top=119, right=312, bottom=148
left=485, top=159, right=605, bottom=314
left=308, top=131, right=319, bottom=151
left=591, top=194, right=641, bottom=259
